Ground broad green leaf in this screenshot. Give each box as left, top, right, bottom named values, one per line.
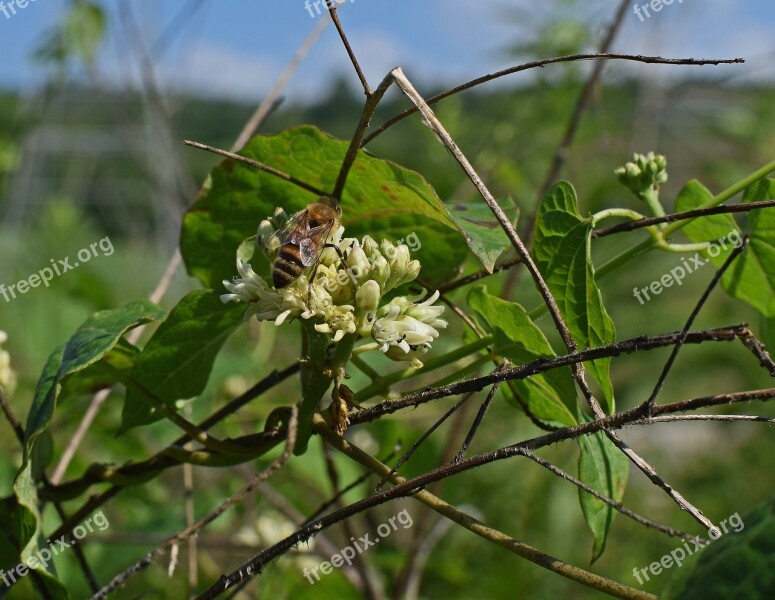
left=57, top=340, right=139, bottom=406
left=120, top=291, right=245, bottom=432
left=449, top=198, right=517, bottom=272
left=181, top=126, right=477, bottom=290
left=467, top=285, right=576, bottom=426
left=676, top=179, right=775, bottom=317
left=674, top=180, right=737, bottom=245
left=663, top=497, right=775, bottom=600
left=733, top=179, right=775, bottom=316
left=533, top=181, right=615, bottom=413
left=578, top=429, right=629, bottom=562
left=24, top=300, right=165, bottom=454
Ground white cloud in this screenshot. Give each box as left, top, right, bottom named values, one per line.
left=166, top=44, right=282, bottom=101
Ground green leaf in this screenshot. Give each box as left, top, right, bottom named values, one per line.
left=24, top=300, right=166, bottom=455
left=663, top=497, right=775, bottom=600
left=120, top=291, right=246, bottom=432
left=57, top=340, right=139, bottom=405
left=533, top=181, right=616, bottom=412
left=467, top=285, right=577, bottom=426
left=181, top=126, right=489, bottom=290
left=6, top=468, right=70, bottom=599
left=449, top=198, right=517, bottom=272
left=676, top=179, right=775, bottom=317
left=578, top=429, right=629, bottom=562
left=7, top=300, right=163, bottom=598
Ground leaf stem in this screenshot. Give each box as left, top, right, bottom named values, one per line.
left=354, top=335, right=493, bottom=402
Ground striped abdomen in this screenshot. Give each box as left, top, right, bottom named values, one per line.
left=273, top=243, right=304, bottom=288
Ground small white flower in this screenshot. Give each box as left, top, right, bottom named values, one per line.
left=221, top=211, right=446, bottom=365
left=372, top=291, right=447, bottom=367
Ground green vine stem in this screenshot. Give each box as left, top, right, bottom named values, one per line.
left=353, top=335, right=493, bottom=403
left=529, top=157, right=775, bottom=321
left=295, top=322, right=356, bottom=455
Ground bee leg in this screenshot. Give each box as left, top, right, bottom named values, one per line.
left=324, top=242, right=347, bottom=266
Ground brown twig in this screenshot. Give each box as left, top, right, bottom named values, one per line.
left=643, top=237, right=749, bottom=410
left=350, top=325, right=749, bottom=425
left=374, top=389, right=480, bottom=491
left=593, top=199, right=775, bottom=238
left=361, top=54, right=743, bottom=147
left=517, top=448, right=698, bottom=542
left=182, top=140, right=327, bottom=196
left=434, top=256, right=522, bottom=295
left=90, top=407, right=298, bottom=600
left=327, top=6, right=371, bottom=95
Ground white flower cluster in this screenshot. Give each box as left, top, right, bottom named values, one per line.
left=221, top=210, right=447, bottom=367
left=0, top=331, right=16, bottom=397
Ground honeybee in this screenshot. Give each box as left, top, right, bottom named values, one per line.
left=269, top=196, right=342, bottom=289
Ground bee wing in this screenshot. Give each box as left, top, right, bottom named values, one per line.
left=298, top=221, right=336, bottom=266
left=298, top=238, right=319, bottom=266
left=266, top=208, right=309, bottom=247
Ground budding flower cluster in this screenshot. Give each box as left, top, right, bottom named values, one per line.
left=615, top=152, right=668, bottom=198
left=0, top=331, right=16, bottom=397
left=221, top=211, right=447, bottom=367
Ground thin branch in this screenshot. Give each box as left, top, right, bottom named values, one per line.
left=643, top=237, right=748, bottom=410
left=362, top=54, right=743, bottom=146
left=593, top=198, right=775, bottom=238
left=454, top=374, right=504, bottom=463
left=434, top=256, right=522, bottom=295
left=255, top=483, right=367, bottom=592
left=321, top=445, right=385, bottom=600
left=517, top=448, right=698, bottom=542
left=43, top=366, right=298, bottom=538
left=90, top=407, right=298, bottom=600
left=50, top=389, right=110, bottom=485
left=631, top=415, right=775, bottom=425
left=375, top=390, right=480, bottom=491
left=0, top=386, right=24, bottom=445
left=193, top=415, right=658, bottom=600
left=327, top=6, right=371, bottom=95
left=182, top=140, right=327, bottom=196
left=332, top=73, right=395, bottom=198
left=390, top=68, right=578, bottom=354
left=303, top=444, right=400, bottom=525
left=738, top=328, right=775, bottom=376
left=350, top=325, right=750, bottom=425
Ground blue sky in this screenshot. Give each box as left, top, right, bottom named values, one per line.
left=0, top=1, right=773, bottom=102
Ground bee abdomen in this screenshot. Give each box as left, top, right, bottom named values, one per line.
left=273, top=245, right=303, bottom=288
